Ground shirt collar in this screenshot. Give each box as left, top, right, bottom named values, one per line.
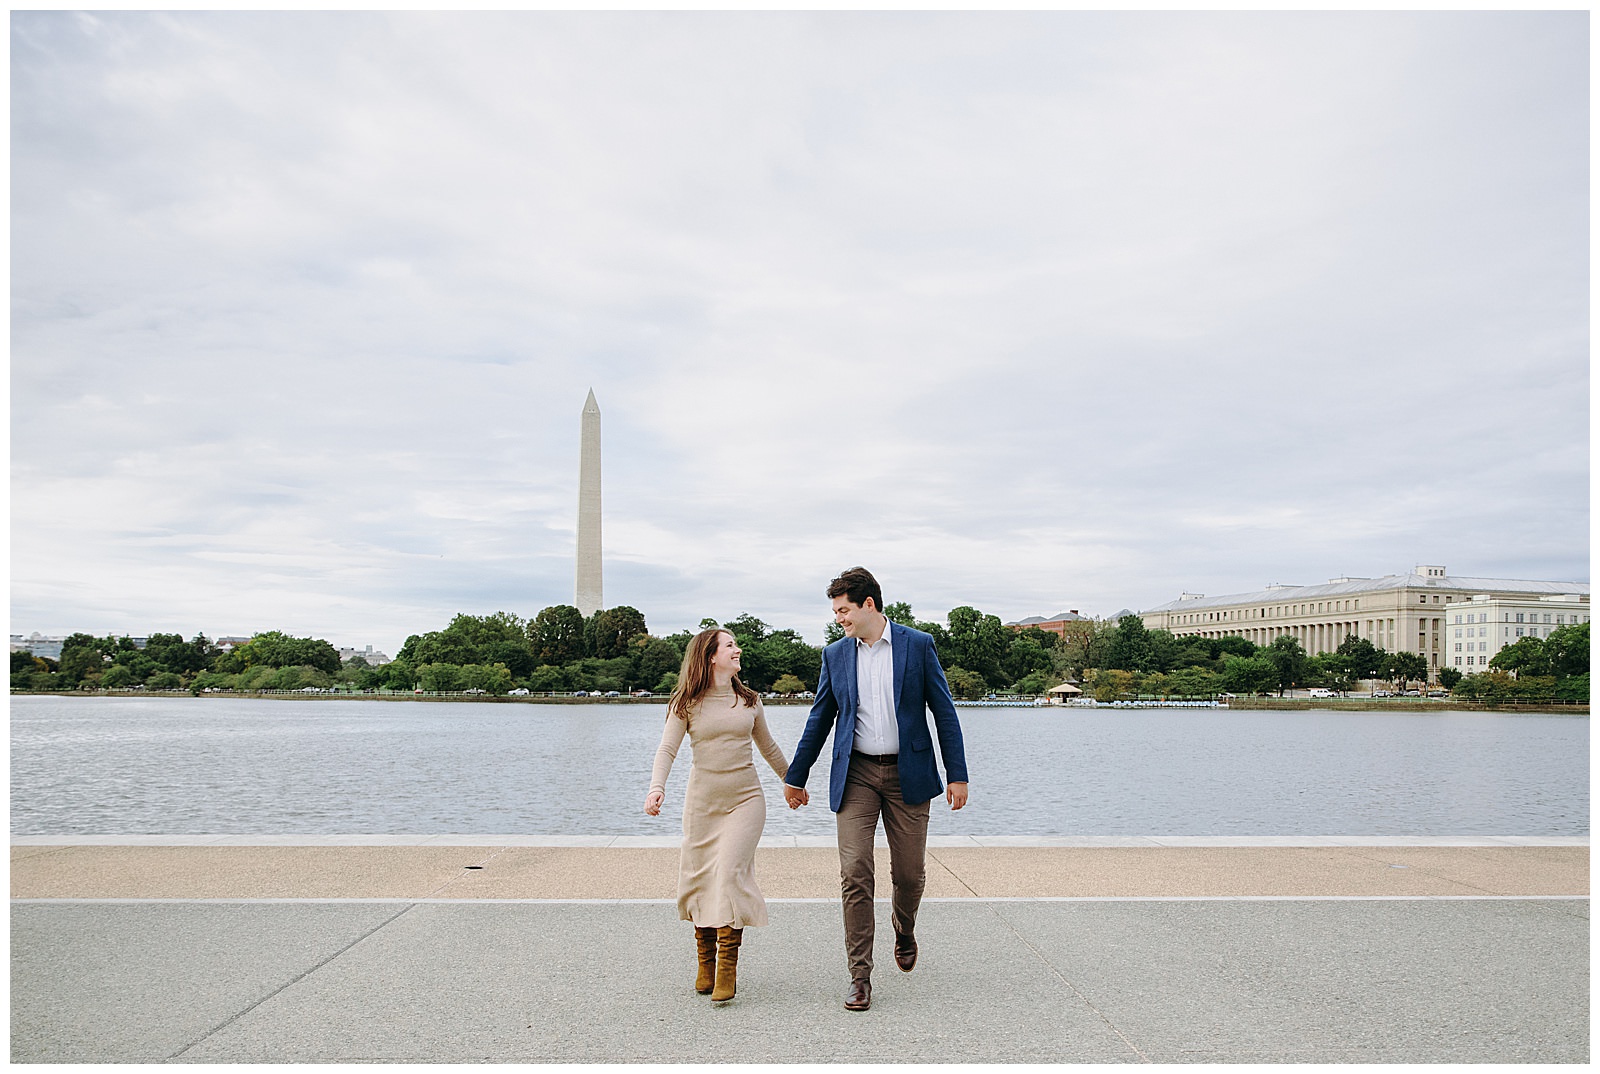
left=856, top=620, right=893, bottom=651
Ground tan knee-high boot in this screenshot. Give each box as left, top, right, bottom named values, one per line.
left=694, top=927, right=718, bottom=994
left=711, top=926, right=742, bottom=1002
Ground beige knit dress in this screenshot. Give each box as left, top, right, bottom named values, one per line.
left=649, top=685, right=789, bottom=929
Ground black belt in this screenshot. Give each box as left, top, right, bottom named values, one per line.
left=851, top=751, right=898, bottom=765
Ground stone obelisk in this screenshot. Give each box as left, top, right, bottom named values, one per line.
left=575, top=389, right=603, bottom=617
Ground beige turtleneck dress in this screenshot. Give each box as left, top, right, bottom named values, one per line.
left=649, top=685, right=789, bottom=928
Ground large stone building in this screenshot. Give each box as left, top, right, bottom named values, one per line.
left=1140, top=566, right=1589, bottom=678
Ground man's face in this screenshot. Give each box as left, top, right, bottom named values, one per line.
left=832, top=595, right=877, bottom=638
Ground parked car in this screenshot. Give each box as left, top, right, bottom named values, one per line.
left=572, top=690, right=589, bottom=697
left=1307, top=688, right=1335, bottom=698
left=1373, top=690, right=1393, bottom=697
left=631, top=690, right=652, bottom=697
left=603, top=690, right=622, bottom=697
left=509, top=688, right=530, bottom=696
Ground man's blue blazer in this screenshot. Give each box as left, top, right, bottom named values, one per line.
left=785, top=621, right=969, bottom=812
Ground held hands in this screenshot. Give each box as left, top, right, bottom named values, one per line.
left=946, top=782, right=969, bottom=810
left=643, top=790, right=664, bottom=816
left=783, top=784, right=809, bottom=810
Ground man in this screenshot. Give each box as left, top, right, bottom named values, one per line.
left=784, top=567, right=969, bottom=1012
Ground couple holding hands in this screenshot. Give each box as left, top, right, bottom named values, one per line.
left=644, top=567, right=969, bottom=1010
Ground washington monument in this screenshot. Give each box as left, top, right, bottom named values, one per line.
left=575, top=389, right=603, bottom=617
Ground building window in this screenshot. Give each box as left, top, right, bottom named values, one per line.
left=1454, top=657, right=1462, bottom=666
left=1455, top=643, right=1462, bottom=652
left=1515, top=613, right=1524, bottom=623
left=1544, top=614, right=1552, bottom=624
left=1557, top=615, right=1565, bottom=624
left=1454, top=615, right=1462, bottom=625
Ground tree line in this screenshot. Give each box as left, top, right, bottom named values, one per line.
left=10, top=605, right=1588, bottom=703
left=7, top=608, right=826, bottom=698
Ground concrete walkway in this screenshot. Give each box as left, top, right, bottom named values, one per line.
left=10, top=838, right=1589, bottom=1063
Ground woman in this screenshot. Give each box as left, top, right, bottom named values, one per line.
left=644, top=628, right=801, bottom=1002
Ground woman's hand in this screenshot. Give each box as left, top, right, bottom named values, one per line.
left=644, top=790, right=664, bottom=816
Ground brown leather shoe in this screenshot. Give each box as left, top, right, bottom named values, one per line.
left=844, top=977, right=871, bottom=1011
left=894, top=931, right=918, bottom=972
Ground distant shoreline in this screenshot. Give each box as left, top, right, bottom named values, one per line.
left=9, top=690, right=1587, bottom=715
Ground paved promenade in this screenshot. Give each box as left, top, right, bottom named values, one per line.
left=11, top=837, right=1589, bottom=1063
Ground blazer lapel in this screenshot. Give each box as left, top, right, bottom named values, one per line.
left=840, top=641, right=859, bottom=715
left=891, top=621, right=907, bottom=715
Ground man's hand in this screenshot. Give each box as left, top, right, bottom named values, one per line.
left=946, top=782, right=968, bottom=810
left=643, top=790, right=664, bottom=816
left=784, top=784, right=809, bottom=809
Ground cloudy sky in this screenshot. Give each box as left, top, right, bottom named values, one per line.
left=11, top=10, right=1589, bottom=654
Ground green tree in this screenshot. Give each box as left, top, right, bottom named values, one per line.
left=100, top=664, right=136, bottom=689
left=654, top=670, right=680, bottom=694
left=1381, top=651, right=1429, bottom=691
left=882, top=602, right=916, bottom=627
left=587, top=606, right=649, bottom=659
left=1335, top=634, right=1384, bottom=680
left=722, top=613, right=769, bottom=644
left=1146, top=629, right=1181, bottom=673
left=529, top=605, right=586, bottom=665
left=633, top=637, right=683, bottom=691
left=417, top=663, right=465, bottom=692
left=1261, top=635, right=1308, bottom=695
left=460, top=663, right=514, bottom=695
left=144, top=633, right=212, bottom=676
left=1307, top=652, right=1355, bottom=693
left=1085, top=668, right=1136, bottom=702
left=944, top=666, right=986, bottom=701
left=1215, top=636, right=1257, bottom=659
left=1169, top=665, right=1221, bottom=697
left=1013, top=669, right=1053, bottom=696
left=1103, top=615, right=1154, bottom=672
left=1489, top=636, right=1548, bottom=677
left=824, top=621, right=845, bottom=644
left=1002, top=634, right=1053, bottom=686
left=1171, top=641, right=1217, bottom=670
left=1554, top=672, right=1589, bottom=701
left=1543, top=622, right=1589, bottom=679
left=945, top=606, right=1008, bottom=684
left=57, top=635, right=108, bottom=686
left=231, top=631, right=341, bottom=674
left=1437, top=666, right=1463, bottom=689
left=772, top=674, right=806, bottom=695
left=526, top=665, right=567, bottom=693
left=1221, top=655, right=1278, bottom=696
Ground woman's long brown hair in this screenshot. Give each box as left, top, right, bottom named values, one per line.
left=667, top=628, right=758, bottom=723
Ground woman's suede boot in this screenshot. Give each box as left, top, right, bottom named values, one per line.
left=710, top=926, right=742, bottom=1002
left=694, top=927, right=718, bottom=995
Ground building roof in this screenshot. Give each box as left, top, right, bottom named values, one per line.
left=1141, top=572, right=1590, bottom=614
left=1006, top=611, right=1093, bottom=627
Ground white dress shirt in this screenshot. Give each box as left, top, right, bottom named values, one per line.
left=852, top=624, right=898, bottom=756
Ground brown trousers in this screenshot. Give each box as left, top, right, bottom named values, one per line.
left=836, top=752, right=930, bottom=980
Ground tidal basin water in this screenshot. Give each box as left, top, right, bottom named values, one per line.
left=9, top=695, right=1589, bottom=837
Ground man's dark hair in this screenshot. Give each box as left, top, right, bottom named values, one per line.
left=826, top=567, right=883, bottom=612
